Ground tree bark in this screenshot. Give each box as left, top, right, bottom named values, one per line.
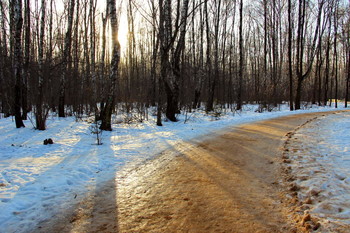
left=100, top=0, right=120, bottom=131
left=90, top=0, right=97, bottom=114
left=346, top=46, right=350, bottom=108
left=22, top=0, right=30, bottom=120
left=206, top=0, right=221, bottom=112
left=159, top=0, right=189, bottom=122
left=237, top=0, right=243, bottom=110
left=98, top=4, right=109, bottom=118
left=0, top=1, right=7, bottom=115
left=36, top=0, right=46, bottom=130
left=333, top=2, right=338, bottom=108
left=13, top=0, right=25, bottom=128
left=58, top=0, right=75, bottom=117
left=295, top=0, right=322, bottom=110
left=324, top=8, right=332, bottom=106
left=288, top=0, right=294, bottom=110
left=204, top=0, right=212, bottom=112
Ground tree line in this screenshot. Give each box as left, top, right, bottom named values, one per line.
left=0, top=0, right=349, bottom=130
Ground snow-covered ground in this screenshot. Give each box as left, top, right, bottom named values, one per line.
left=0, top=104, right=347, bottom=232
left=286, top=111, right=350, bottom=232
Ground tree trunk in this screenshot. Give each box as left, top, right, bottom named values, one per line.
left=295, top=0, right=322, bottom=110
left=58, top=0, right=75, bottom=117
left=333, top=2, right=338, bottom=108
left=237, top=0, right=243, bottom=110
left=48, top=0, right=55, bottom=112
left=170, top=0, right=189, bottom=118
left=0, top=1, right=7, bottom=115
left=100, top=0, right=120, bottom=131
left=90, top=0, right=97, bottom=114
left=324, top=13, right=332, bottom=106
left=346, top=49, right=350, bottom=108
left=13, top=0, right=25, bottom=128
left=288, top=0, right=294, bottom=110
left=149, top=0, right=158, bottom=107
left=98, top=6, right=108, bottom=119
left=36, top=0, right=46, bottom=130
left=22, top=0, right=30, bottom=120
left=206, top=0, right=221, bottom=112
left=204, top=0, right=212, bottom=112
left=158, top=0, right=189, bottom=122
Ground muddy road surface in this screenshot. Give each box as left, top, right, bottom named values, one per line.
left=35, top=111, right=340, bottom=233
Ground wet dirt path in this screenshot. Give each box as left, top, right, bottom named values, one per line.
left=35, top=111, right=343, bottom=233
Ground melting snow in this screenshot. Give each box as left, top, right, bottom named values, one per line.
left=0, top=105, right=348, bottom=232
left=286, top=111, right=350, bottom=231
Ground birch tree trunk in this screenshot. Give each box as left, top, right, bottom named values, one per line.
left=150, top=0, right=158, bottom=107
left=99, top=5, right=108, bottom=116
left=159, top=0, right=189, bottom=122
left=99, top=0, right=120, bottom=131
left=159, top=0, right=175, bottom=121
left=90, top=0, right=97, bottom=114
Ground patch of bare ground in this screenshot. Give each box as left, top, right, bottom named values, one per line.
left=34, top=111, right=347, bottom=233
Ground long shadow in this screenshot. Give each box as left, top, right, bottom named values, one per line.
left=137, top=116, right=312, bottom=231
left=3, top=131, right=121, bottom=233
left=60, top=134, right=120, bottom=233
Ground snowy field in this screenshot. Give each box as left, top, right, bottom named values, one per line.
left=286, top=111, right=350, bottom=232
left=0, top=104, right=347, bottom=232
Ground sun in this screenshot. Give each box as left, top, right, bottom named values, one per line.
left=118, top=14, right=129, bottom=53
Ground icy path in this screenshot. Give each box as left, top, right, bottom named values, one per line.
left=285, top=111, right=350, bottom=232
left=0, top=105, right=347, bottom=232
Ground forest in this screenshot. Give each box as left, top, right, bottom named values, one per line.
left=0, top=0, right=349, bottom=130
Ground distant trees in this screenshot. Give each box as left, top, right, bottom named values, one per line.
left=0, top=0, right=349, bottom=130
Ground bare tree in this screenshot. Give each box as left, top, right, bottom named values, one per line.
left=99, top=0, right=121, bottom=131
left=346, top=12, right=350, bottom=107
left=159, top=0, right=190, bottom=121
left=206, top=0, right=221, bottom=112
left=294, top=0, right=322, bottom=110
left=0, top=1, right=8, bottom=115
left=99, top=4, right=109, bottom=115
left=35, top=0, right=48, bottom=130
left=237, top=0, right=243, bottom=110
left=288, top=0, right=294, bottom=110
left=324, top=1, right=332, bottom=106
left=333, top=1, right=339, bottom=108
left=22, top=0, right=30, bottom=120
left=58, top=0, right=75, bottom=117
left=13, top=0, right=25, bottom=128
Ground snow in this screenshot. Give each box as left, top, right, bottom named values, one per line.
left=286, top=111, right=350, bottom=231
left=0, top=104, right=348, bottom=232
